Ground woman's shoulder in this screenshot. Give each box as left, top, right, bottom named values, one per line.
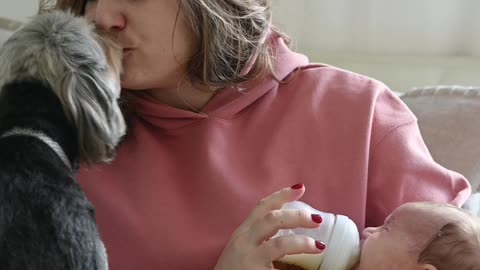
left=279, top=63, right=416, bottom=137
left=287, top=63, right=390, bottom=97
left=279, top=63, right=404, bottom=110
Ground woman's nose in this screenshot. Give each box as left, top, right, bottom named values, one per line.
left=87, top=0, right=126, bottom=32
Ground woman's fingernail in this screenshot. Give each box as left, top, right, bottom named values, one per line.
left=291, top=183, right=304, bottom=190
left=311, top=214, right=323, bottom=224
left=315, top=241, right=326, bottom=251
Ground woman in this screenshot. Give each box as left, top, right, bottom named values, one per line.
left=51, top=0, right=470, bottom=269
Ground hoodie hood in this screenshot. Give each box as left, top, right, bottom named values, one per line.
left=127, top=31, right=309, bottom=130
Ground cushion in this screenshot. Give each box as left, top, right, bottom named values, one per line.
left=400, top=85, right=480, bottom=192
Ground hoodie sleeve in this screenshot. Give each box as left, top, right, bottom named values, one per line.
left=365, top=88, right=471, bottom=227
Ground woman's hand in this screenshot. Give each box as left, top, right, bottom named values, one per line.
left=214, top=184, right=326, bottom=270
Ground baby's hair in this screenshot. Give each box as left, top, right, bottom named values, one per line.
left=418, top=211, right=480, bottom=270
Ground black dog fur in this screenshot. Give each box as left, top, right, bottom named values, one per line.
left=0, top=79, right=107, bottom=270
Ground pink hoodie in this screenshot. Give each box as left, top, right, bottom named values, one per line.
left=78, top=34, right=470, bottom=270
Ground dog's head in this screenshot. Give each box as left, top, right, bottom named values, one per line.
left=0, top=11, right=126, bottom=164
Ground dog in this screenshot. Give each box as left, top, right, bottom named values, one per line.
left=0, top=10, right=125, bottom=270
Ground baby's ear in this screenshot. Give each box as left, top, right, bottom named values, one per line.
left=420, top=264, right=437, bottom=270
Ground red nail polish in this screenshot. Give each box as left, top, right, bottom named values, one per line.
left=311, top=214, right=323, bottom=224
left=315, top=241, right=326, bottom=251
left=291, top=183, right=304, bottom=190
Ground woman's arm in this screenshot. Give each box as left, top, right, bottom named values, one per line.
left=366, top=90, right=471, bottom=226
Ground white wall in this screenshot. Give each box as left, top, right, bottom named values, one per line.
left=271, top=0, right=480, bottom=57
left=0, top=0, right=38, bottom=22
left=271, top=0, right=480, bottom=91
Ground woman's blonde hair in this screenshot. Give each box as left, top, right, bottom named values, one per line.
left=43, top=0, right=289, bottom=90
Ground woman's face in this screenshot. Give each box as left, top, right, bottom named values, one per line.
left=85, top=0, right=199, bottom=91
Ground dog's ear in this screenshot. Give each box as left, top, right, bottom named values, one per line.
left=0, top=10, right=126, bottom=164
left=58, top=67, right=125, bottom=164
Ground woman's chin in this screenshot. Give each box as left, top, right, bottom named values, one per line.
left=120, top=76, right=146, bottom=91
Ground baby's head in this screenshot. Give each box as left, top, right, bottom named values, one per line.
left=357, top=202, right=480, bottom=270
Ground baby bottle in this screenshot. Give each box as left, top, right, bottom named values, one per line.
left=273, top=201, right=360, bottom=270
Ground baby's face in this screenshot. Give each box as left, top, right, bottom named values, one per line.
left=354, top=202, right=462, bottom=270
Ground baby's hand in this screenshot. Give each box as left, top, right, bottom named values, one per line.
left=214, top=184, right=325, bottom=270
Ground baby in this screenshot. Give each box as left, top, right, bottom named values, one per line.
left=356, top=202, right=480, bottom=270
left=274, top=202, right=480, bottom=270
